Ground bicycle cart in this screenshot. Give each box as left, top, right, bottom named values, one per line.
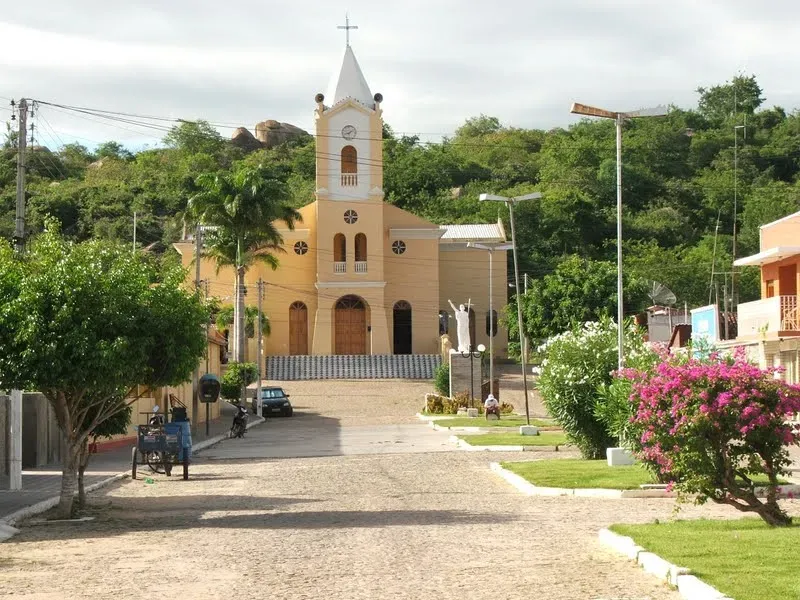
left=131, top=413, right=191, bottom=480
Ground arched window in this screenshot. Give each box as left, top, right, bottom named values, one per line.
left=439, top=310, right=449, bottom=335
left=486, top=310, right=498, bottom=338
left=333, top=233, right=346, bottom=272
left=354, top=233, right=367, bottom=261
left=341, top=145, right=357, bottom=186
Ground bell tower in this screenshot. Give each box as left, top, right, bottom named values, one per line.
left=310, top=22, right=391, bottom=355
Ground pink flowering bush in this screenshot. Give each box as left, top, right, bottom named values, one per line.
left=623, top=349, right=800, bottom=527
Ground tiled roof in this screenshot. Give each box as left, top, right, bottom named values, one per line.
left=266, top=354, right=441, bottom=380
left=439, top=223, right=506, bottom=242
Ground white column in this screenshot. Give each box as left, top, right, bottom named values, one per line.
left=9, top=389, right=22, bottom=490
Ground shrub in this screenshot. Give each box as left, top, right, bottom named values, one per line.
left=425, top=393, right=447, bottom=414
left=623, top=349, right=800, bottom=527
left=499, top=402, right=515, bottom=414
left=221, top=361, right=258, bottom=401
left=538, top=318, right=645, bottom=459
left=595, top=342, right=663, bottom=451
left=433, top=363, right=450, bottom=396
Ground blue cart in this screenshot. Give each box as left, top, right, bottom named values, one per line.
left=131, top=416, right=191, bottom=480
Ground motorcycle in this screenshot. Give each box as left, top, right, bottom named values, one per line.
left=230, top=404, right=248, bottom=438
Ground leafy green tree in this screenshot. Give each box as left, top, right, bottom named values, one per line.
left=163, top=120, right=225, bottom=157
left=0, top=223, right=207, bottom=517
left=188, top=163, right=301, bottom=367
left=697, top=75, right=764, bottom=123
left=96, top=141, right=133, bottom=161
left=509, top=255, right=647, bottom=344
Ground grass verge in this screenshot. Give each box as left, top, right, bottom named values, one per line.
left=459, top=432, right=567, bottom=446
left=610, top=519, right=800, bottom=600
left=502, top=459, right=654, bottom=489
left=436, top=417, right=556, bottom=429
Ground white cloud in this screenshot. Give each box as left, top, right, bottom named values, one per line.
left=2, top=0, right=800, bottom=150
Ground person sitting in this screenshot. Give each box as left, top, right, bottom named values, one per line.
left=484, top=394, right=500, bottom=419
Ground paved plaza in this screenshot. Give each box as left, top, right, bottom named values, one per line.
left=2, top=379, right=796, bottom=599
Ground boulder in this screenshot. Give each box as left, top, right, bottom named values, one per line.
left=254, top=120, right=308, bottom=148
left=230, top=127, right=263, bottom=152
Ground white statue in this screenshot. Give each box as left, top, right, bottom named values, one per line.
left=448, top=299, right=471, bottom=352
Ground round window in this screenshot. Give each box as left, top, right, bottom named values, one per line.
left=392, top=240, right=406, bottom=255
left=344, top=210, right=358, bottom=224
left=293, top=241, right=308, bottom=255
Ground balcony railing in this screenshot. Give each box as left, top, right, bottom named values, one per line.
left=334, top=261, right=346, bottom=273
left=354, top=261, right=367, bottom=274
left=737, top=295, right=799, bottom=337
left=341, top=173, right=358, bottom=187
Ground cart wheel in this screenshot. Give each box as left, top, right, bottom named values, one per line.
left=182, top=454, right=189, bottom=480
left=146, top=451, right=165, bottom=473
left=131, top=446, right=138, bottom=480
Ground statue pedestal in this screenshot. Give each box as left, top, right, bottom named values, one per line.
left=449, top=351, right=482, bottom=403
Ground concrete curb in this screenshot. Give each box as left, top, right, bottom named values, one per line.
left=431, top=422, right=561, bottom=433
left=488, top=462, right=677, bottom=498
left=598, top=528, right=733, bottom=600
left=451, top=435, right=564, bottom=453
left=0, top=416, right=266, bottom=535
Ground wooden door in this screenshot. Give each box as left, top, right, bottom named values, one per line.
left=289, top=302, right=308, bottom=355
left=335, top=296, right=366, bottom=355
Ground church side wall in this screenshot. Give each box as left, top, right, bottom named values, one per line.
left=438, top=247, right=509, bottom=358
left=383, top=235, right=440, bottom=355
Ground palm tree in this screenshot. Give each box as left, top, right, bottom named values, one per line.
left=215, top=304, right=271, bottom=359
left=188, top=164, right=301, bottom=362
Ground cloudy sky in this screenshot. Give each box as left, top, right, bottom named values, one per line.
left=2, top=0, right=800, bottom=150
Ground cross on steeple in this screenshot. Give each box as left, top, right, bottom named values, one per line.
left=337, top=13, right=358, bottom=47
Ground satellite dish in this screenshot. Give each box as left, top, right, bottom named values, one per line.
left=647, top=280, right=677, bottom=307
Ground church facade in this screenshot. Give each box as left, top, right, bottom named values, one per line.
left=177, top=43, right=509, bottom=359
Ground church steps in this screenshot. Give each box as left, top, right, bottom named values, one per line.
left=265, top=354, right=441, bottom=380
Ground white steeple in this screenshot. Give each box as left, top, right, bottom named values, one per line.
left=326, top=45, right=374, bottom=109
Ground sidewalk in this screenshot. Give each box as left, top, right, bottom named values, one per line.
left=0, top=403, right=244, bottom=522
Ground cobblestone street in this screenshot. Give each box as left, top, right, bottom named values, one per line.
left=2, top=380, right=793, bottom=599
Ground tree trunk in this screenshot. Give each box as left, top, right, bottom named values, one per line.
left=236, top=266, right=246, bottom=363
left=57, top=438, right=80, bottom=519
left=77, top=438, right=91, bottom=510
left=757, top=499, right=793, bottom=527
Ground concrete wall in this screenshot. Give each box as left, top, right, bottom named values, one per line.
left=760, top=213, right=800, bottom=250
left=1, top=392, right=63, bottom=472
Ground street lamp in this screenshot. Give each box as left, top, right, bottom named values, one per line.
left=569, top=102, right=668, bottom=369
left=479, top=191, right=542, bottom=426
left=467, top=242, right=514, bottom=402
left=459, top=343, right=486, bottom=408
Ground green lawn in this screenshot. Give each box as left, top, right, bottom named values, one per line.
left=459, top=432, right=567, bottom=446
left=436, top=417, right=557, bottom=429
left=611, top=519, right=800, bottom=600
left=501, top=459, right=789, bottom=490
left=502, top=459, right=655, bottom=489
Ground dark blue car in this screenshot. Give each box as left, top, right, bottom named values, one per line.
left=250, top=386, right=293, bottom=418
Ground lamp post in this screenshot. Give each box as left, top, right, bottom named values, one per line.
left=459, top=343, right=486, bottom=408
left=569, top=102, right=668, bottom=369
left=479, top=192, right=541, bottom=426
left=467, top=242, right=514, bottom=400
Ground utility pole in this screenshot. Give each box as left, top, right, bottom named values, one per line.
left=191, top=224, right=202, bottom=436
left=256, top=278, right=264, bottom=414
left=8, top=98, right=28, bottom=491
left=132, top=211, right=137, bottom=254
left=523, top=273, right=529, bottom=362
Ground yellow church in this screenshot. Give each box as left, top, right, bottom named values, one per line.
left=177, top=41, right=509, bottom=370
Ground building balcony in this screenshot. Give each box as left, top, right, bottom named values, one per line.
left=334, top=261, right=346, bottom=274
left=737, top=295, right=800, bottom=337
left=341, top=174, right=358, bottom=187
left=354, top=261, right=367, bottom=274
